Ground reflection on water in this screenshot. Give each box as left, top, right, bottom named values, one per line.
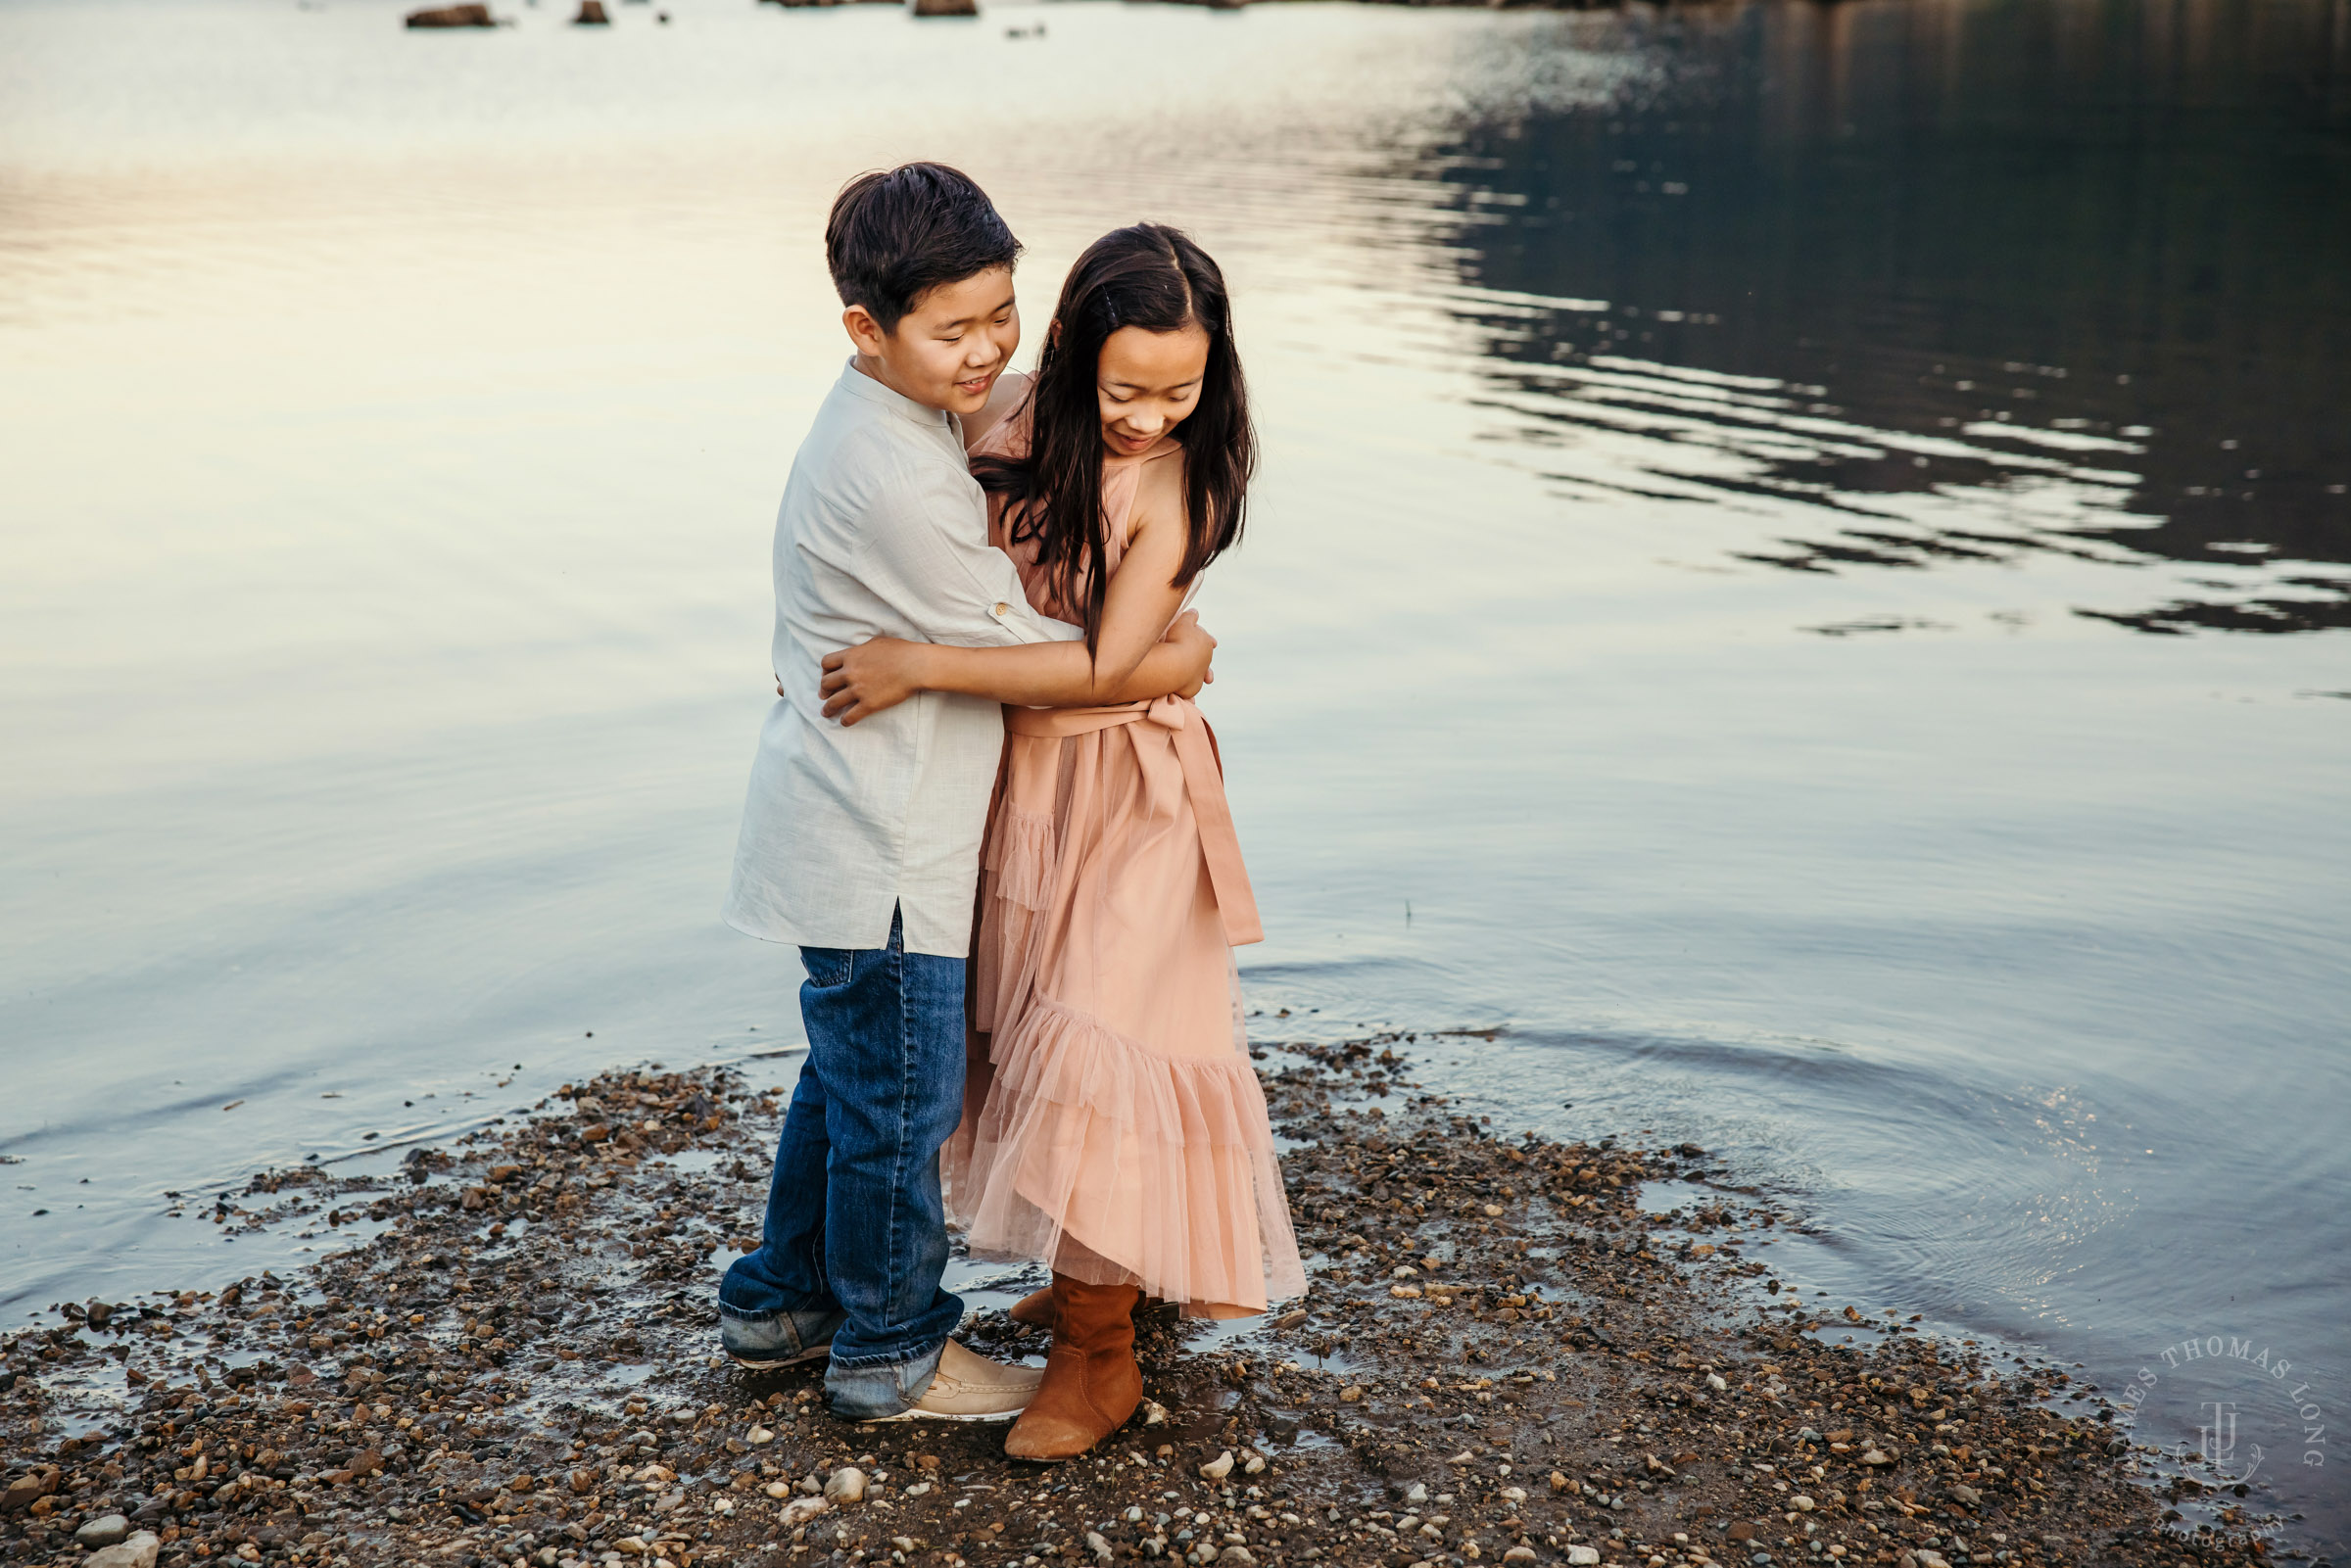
left=1417, top=1, right=2351, bottom=632
left=1, top=0, right=2346, bottom=1550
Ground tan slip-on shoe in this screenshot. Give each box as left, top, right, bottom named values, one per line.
left=879, top=1339, right=1043, bottom=1423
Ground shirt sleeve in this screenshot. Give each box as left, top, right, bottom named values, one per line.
left=856, top=447, right=1082, bottom=648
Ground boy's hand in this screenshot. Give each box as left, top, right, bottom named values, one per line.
left=821, top=638, right=932, bottom=726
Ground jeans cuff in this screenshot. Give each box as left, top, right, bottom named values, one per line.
left=719, top=1303, right=843, bottom=1363
left=824, top=1340, right=945, bottom=1420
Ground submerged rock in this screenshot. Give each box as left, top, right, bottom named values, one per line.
left=405, top=3, right=495, bottom=24
left=573, top=0, right=608, bottom=22
left=911, top=0, right=978, bottom=16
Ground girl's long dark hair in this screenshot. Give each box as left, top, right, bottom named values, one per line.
left=973, top=222, right=1255, bottom=656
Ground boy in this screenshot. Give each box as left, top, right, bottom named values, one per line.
left=719, top=164, right=1215, bottom=1422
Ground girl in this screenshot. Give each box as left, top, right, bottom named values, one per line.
left=819, top=223, right=1303, bottom=1459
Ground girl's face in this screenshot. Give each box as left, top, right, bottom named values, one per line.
left=1095, top=321, right=1211, bottom=458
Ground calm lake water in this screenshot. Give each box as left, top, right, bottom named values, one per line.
left=4, top=0, right=2346, bottom=1547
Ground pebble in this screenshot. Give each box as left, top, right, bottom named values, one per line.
left=1949, top=1482, right=1982, bottom=1508
left=1198, top=1449, right=1234, bottom=1481
left=823, top=1466, right=868, bottom=1504
left=83, top=1534, right=161, bottom=1568
left=1405, top=1482, right=1428, bottom=1503
left=1860, top=1448, right=1894, bottom=1465
left=1567, top=1548, right=1602, bottom=1566
left=75, top=1512, right=131, bottom=1547
left=1503, top=1549, right=1539, bottom=1565
left=747, top=1424, right=775, bottom=1445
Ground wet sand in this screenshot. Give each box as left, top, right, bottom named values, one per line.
left=0, top=1046, right=2275, bottom=1568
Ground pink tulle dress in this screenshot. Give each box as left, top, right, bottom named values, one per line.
left=942, top=397, right=1306, bottom=1320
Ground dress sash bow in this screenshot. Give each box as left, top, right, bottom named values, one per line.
left=1003, top=696, right=1264, bottom=947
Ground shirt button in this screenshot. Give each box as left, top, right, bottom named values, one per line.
left=992, top=602, right=1010, bottom=616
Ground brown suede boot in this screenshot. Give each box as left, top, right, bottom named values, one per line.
left=1008, top=1286, right=1171, bottom=1330
left=1003, top=1276, right=1144, bottom=1461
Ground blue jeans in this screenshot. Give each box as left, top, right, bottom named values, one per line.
left=719, top=906, right=967, bottom=1418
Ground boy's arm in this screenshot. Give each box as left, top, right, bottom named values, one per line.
left=851, top=448, right=1081, bottom=652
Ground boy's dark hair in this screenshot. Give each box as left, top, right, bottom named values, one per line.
left=825, top=163, right=1021, bottom=334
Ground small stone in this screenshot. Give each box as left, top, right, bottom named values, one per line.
left=1860, top=1449, right=1894, bottom=1466
left=1503, top=1549, right=1538, bottom=1565
left=1500, top=1487, right=1526, bottom=1504
left=1405, top=1483, right=1428, bottom=1504
left=1143, top=1402, right=1170, bottom=1427
left=1446, top=1449, right=1474, bottom=1465
left=1085, top=1532, right=1113, bottom=1560
left=1948, top=1483, right=1981, bottom=1508
left=1218, top=1549, right=1256, bottom=1566
left=1567, top=1549, right=1601, bottom=1566
left=1791, top=1496, right=1814, bottom=1512
left=747, top=1425, right=775, bottom=1444
left=824, top=1466, right=868, bottom=1505
left=1244, top=1453, right=1266, bottom=1475
left=1339, top=1387, right=1365, bottom=1403
left=76, top=1514, right=132, bottom=1548
left=1198, top=1450, right=1234, bottom=1481
left=780, top=1497, right=829, bottom=1528
left=1915, top=1553, right=1951, bottom=1568
left=615, top=1539, right=648, bottom=1557
left=765, top=1481, right=792, bottom=1499
left=1705, top=1373, right=1728, bottom=1393
left=84, top=1533, right=162, bottom=1568
left=1547, top=1472, right=1568, bottom=1494
left=893, top=1538, right=918, bottom=1554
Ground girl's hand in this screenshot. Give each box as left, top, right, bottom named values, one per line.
left=820, top=638, right=933, bottom=726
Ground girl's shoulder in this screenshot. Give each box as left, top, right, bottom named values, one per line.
left=1121, top=438, right=1190, bottom=544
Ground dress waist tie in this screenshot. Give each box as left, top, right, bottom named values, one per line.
left=1003, top=695, right=1263, bottom=947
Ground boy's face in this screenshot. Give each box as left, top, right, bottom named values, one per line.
left=843, top=266, right=1020, bottom=417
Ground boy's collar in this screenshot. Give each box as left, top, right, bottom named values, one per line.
left=839, top=356, right=953, bottom=428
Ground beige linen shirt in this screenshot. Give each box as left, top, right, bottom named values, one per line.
left=724, top=359, right=1080, bottom=958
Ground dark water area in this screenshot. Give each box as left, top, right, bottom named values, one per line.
left=1433, top=0, right=2351, bottom=632
left=1, top=0, right=2346, bottom=1556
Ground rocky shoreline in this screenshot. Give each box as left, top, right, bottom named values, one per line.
left=1, top=1042, right=2279, bottom=1568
